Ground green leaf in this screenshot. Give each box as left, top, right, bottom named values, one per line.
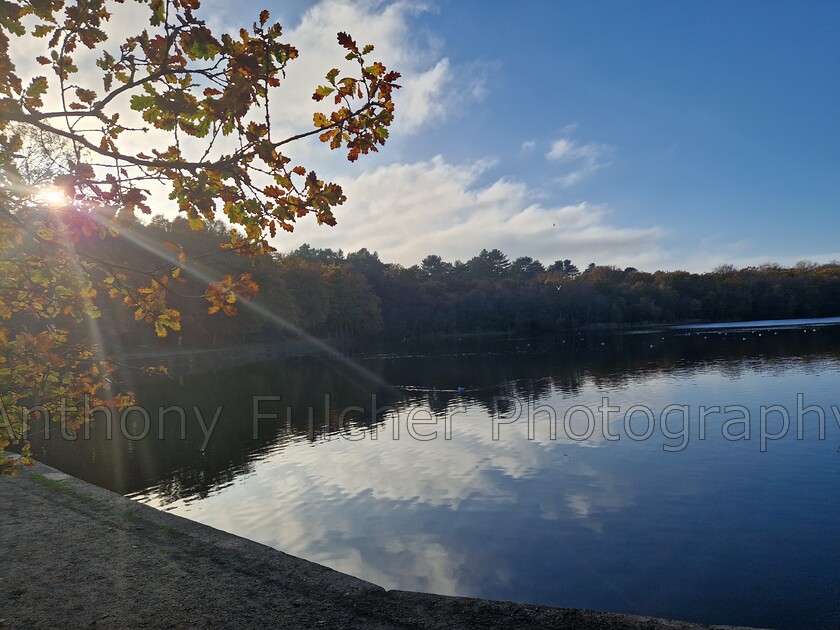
left=24, top=76, right=48, bottom=107
left=26, top=76, right=48, bottom=98
left=150, top=0, right=165, bottom=26
left=181, top=27, right=221, bottom=60
left=33, top=24, right=55, bottom=38
left=130, top=94, right=155, bottom=111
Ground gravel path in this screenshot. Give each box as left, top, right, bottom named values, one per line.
left=0, top=460, right=767, bottom=629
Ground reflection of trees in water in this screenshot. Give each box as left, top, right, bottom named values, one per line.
left=31, top=357, right=404, bottom=501
left=31, top=326, right=840, bottom=503
left=380, top=327, right=840, bottom=412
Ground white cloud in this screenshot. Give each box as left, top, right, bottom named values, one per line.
left=12, top=0, right=459, bottom=159
left=546, top=137, right=613, bottom=187
left=270, top=0, right=464, bottom=136
left=520, top=139, right=536, bottom=152
left=399, top=58, right=454, bottom=131
left=9, top=0, right=470, bottom=218
left=279, top=155, right=666, bottom=269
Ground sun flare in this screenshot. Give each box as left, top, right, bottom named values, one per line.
left=37, top=187, right=68, bottom=208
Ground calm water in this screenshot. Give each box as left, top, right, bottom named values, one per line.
left=34, top=321, right=840, bottom=629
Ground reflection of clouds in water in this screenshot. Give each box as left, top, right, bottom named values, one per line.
left=298, top=403, right=551, bottom=506
left=560, top=465, right=636, bottom=534
left=148, top=369, right=826, bottom=595
left=142, top=394, right=643, bottom=595
left=151, top=466, right=473, bottom=594
left=120, top=334, right=840, bottom=625
left=327, top=537, right=467, bottom=596
left=158, top=359, right=840, bottom=596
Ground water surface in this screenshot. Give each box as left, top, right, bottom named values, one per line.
left=34, top=321, right=840, bottom=629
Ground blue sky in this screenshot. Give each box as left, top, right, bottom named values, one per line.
left=222, top=0, right=840, bottom=271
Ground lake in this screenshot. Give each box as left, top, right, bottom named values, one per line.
left=32, top=320, right=840, bottom=629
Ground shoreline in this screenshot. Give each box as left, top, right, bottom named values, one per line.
left=0, top=458, right=769, bottom=629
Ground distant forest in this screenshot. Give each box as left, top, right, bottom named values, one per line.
left=83, top=216, right=840, bottom=348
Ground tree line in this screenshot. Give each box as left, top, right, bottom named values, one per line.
left=81, top=215, right=840, bottom=349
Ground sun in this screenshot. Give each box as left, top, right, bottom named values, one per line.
left=36, top=186, right=68, bottom=208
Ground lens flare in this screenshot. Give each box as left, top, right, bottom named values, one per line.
left=37, top=187, right=67, bottom=207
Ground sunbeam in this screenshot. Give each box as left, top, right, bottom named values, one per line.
left=80, top=209, right=395, bottom=393
left=46, top=208, right=137, bottom=491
